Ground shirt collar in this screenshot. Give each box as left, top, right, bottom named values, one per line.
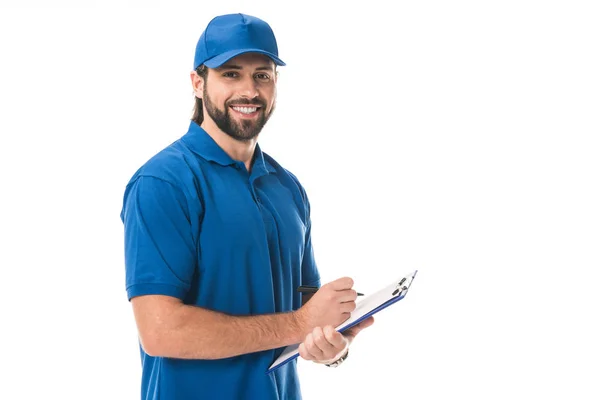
left=252, top=143, right=277, bottom=176
left=182, top=121, right=276, bottom=175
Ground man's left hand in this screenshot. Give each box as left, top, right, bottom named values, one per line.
left=298, top=316, right=375, bottom=363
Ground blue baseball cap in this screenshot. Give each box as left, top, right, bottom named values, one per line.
left=193, top=13, right=286, bottom=70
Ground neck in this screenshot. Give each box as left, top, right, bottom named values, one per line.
left=200, top=118, right=258, bottom=172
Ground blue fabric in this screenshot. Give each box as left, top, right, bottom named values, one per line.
left=120, top=121, right=320, bottom=400
left=194, top=13, right=286, bottom=69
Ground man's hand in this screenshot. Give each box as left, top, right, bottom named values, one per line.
left=298, top=325, right=349, bottom=363
left=295, top=277, right=358, bottom=334
left=298, top=317, right=375, bottom=363
left=341, top=315, right=375, bottom=344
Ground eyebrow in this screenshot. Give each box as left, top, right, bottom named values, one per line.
left=216, top=64, right=274, bottom=72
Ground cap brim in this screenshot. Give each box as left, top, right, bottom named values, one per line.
left=203, top=49, right=286, bottom=68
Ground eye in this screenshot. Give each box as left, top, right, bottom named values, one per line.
left=255, top=73, right=271, bottom=82
left=222, top=71, right=239, bottom=78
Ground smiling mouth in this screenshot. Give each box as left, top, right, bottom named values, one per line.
left=230, top=105, right=261, bottom=115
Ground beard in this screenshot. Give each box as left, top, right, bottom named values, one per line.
left=203, top=86, right=275, bottom=142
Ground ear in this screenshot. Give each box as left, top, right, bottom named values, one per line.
left=190, top=71, right=204, bottom=99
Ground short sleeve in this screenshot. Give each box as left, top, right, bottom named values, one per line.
left=121, top=176, right=197, bottom=301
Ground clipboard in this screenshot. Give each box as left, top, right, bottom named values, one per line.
left=267, top=270, right=418, bottom=373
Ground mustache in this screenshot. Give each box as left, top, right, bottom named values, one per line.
left=227, top=98, right=266, bottom=108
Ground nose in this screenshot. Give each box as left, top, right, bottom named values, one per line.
left=237, top=75, right=259, bottom=99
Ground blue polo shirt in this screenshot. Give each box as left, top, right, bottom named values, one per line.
left=120, top=121, right=320, bottom=400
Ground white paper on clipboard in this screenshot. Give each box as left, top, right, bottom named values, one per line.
left=267, top=270, right=418, bottom=373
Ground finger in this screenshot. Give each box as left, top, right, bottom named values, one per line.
left=324, top=325, right=347, bottom=349
left=328, top=277, right=354, bottom=291
left=345, top=316, right=375, bottom=339
left=299, top=342, right=314, bottom=361
left=304, top=331, right=324, bottom=358
left=337, top=289, right=358, bottom=303
left=358, top=315, right=375, bottom=329
left=312, top=327, right=336, bottom=356
left=340, top=301, right=356, bottom=314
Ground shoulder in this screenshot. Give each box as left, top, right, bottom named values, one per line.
left=124, top=139, right=197, bottom=191
left=120, top=139, right=202, bottom=220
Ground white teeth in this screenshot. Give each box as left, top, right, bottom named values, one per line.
left=232, top=106, right=258, bottom=114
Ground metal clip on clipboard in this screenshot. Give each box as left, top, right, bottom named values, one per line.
left=392, top=277, right=409, bottom=297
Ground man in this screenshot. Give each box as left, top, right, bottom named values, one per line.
left=120, top=13, right=374, bottom=400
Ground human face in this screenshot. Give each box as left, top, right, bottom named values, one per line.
left=202, top=53, right=277, bottom=142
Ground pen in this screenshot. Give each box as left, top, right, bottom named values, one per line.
left=297, top=286, right=364, bottom=296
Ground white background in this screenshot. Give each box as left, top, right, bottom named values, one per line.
left=1, top=1, right=599, bottom=399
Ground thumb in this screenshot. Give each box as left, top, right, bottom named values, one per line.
left=344, top=316, right=375, bottom=340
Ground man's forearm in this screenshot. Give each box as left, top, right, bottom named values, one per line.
left=145, top=303, right=307, bottom=360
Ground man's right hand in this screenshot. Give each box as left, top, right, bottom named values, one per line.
left=296, top=277, right=358, bottom=334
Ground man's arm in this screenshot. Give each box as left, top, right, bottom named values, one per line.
left=132, top=278, right=357, bottom=360
left=132, top=295, right=304, bottom=359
